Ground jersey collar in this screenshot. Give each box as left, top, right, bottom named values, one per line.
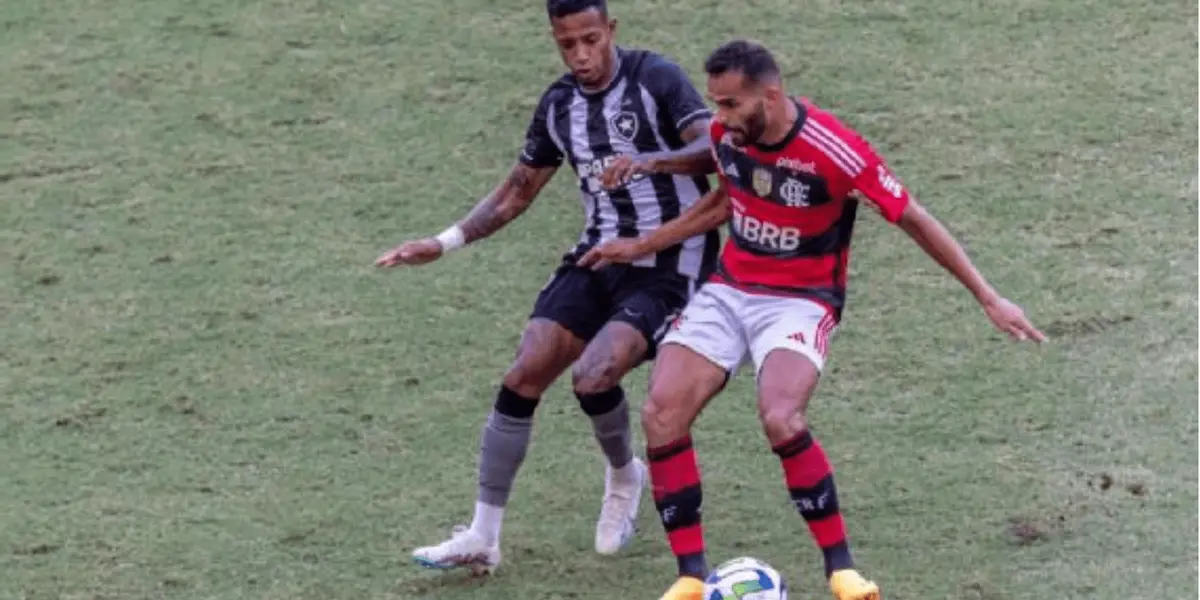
left=753, top=97, right=808, bottom=153
left=576, top=46, right=626, bottom=97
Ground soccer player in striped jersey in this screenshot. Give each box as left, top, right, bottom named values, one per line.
left=375, top=0, right=720, bottom=575
left=580, top=39, right=1045, bottom=600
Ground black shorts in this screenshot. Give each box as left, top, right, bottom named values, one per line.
left=529, top=262, right=694, bottom=357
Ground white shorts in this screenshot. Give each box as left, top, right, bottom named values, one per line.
left=660, top=282, right=838, bottom=378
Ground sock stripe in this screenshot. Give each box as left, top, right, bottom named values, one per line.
left=780, top=446, right=832, bottom=489
left=789, top=483, right=841, bottom=522
left=647, top=435, right=693, bottom=461
left=649, top=439, right=700, bottom=500
left=821, top=541, right=854, bottom=576
left=655, top=486, right=703, bottom=531
left=494, top=385, right=539, bottom=419
left=576, top=387, right=625, bottom=416
left=676, top=551, right=709, bottom=579
left=806, top=513, right=848, bottom=549
left=667, top=524, right=706, bottom=556
left=771, top=430, right=814, bottom=458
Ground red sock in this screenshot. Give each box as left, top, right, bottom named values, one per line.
left=648, top=436, right=709, bottom=578
left=773, top=430, right=855, bottom=576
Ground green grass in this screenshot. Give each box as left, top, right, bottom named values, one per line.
left=2, top=0, right=1196, bottom=598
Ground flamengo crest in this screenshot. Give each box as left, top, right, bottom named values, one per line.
left=752, top=167, right=773, bottom=197
left=779, top=177, right=810, bottom=207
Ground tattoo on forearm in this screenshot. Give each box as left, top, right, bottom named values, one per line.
left=460, top=197, right=507, bottom=243
left=459, top=166, right=537, bottom=243
left=507, top=165, right=532, bottom=191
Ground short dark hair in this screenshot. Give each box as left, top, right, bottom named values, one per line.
left=704, top=39, right=780, bottom=84
left=546, top=0, right=607, bottom=19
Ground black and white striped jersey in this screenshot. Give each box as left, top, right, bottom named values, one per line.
left=519, top=47, right=719, bottom=281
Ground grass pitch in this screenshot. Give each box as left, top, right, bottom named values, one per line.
left=2, top=1, right=1196, bottom=598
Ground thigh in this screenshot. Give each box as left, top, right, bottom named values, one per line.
left=574, top=269, right=704, bottom=393
left=529, top=264, right=608, bottom=343
left=744, top=296, right=838, bottom=381
left=658, top=283, right=749, bottom=376
left=643, top=342, right=730, bottom=446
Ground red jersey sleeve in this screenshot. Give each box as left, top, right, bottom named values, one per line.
left=849, top=142, right=911, bottom=224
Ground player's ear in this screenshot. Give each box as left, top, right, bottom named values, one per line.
left=761, top=82, right=784, bottom=104
left=607, top=16, right=618, bottom=36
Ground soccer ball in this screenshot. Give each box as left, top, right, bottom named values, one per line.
left=703, top=556, right=788, bottom=600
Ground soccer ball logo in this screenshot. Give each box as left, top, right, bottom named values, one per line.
left=703, top=557, right=788, bottom=600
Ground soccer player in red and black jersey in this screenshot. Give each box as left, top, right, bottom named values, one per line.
left=582, top=39, right=1045, bottom=600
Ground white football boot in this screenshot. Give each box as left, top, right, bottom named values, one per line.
left=594, top=456, right=648, bottom=554
left=411, top=525, right=501, bottom=576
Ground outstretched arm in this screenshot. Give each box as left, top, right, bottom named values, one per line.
left=577, top=185, right=729, bottom=269
left=842, top=139, right=1045, bottom=342
left=457, top=163, right=557, bottom=243
left=375, top=163, right=556, bottom=267
left=377, top=83, right=566, bottom=268
left=895, top=200, right=999, bottom=305
left=893, top=200, right=1044, bottom=342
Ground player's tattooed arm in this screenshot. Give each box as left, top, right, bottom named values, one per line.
left=458, top=163, right=557, bottom=243
left=374, top=162, right=555, bottom=267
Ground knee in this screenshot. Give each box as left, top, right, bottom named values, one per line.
left=758, top=397, right=808, bottom=445
left=502, top=360, right=554, bottom=400
left=571, top=355, right=622, bottom=396
left=641, top=385, right=691, bottom=443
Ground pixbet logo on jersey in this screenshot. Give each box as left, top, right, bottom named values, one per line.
left=730, top=202, right=802, bottom=252
left=577, top=155, right=645, bottom=193
left=776, top=157, right=817, bottom=174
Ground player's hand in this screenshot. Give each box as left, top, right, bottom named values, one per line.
left=577, top=238, right=647, bottom=270
left=599, top=155, right=653, bottom=190
left=982, top=296, right=1046, bottom=343
left=374, top=238, right=443, bottom=267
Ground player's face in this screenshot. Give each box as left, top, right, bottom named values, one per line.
left=707, top=71, right=769, bottom=147
left=550, top=9, right=616, bottom=88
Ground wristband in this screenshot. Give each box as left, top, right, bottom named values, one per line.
left=434, top=224, right=466, bottom=252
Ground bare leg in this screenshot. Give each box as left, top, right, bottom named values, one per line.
left=643, top=343, right=728, bottom=579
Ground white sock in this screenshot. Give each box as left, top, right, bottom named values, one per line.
left=469, top=501, right=504, bottom=544
left=610, top=458, right=641, bottom=486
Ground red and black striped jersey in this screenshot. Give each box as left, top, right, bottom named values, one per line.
left=710, top=97, right=911, bottom=318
